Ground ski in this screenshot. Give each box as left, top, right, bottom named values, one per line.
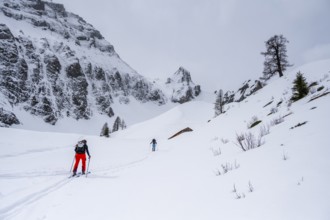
left=68, top=171, right=91, bottom=178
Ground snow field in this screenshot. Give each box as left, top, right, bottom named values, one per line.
left=0, top=59, right=330, bottom=219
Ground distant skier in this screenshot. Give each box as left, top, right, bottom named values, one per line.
left=150, top=139, right=157, bottom=152
left=72, top=140, right=91, bottom=176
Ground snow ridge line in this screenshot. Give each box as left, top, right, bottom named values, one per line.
left=0, top=177, right=72, bottom=219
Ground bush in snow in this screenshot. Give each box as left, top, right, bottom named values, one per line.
left=270, top=107, right=278, bottom=114
left=221, top=138, right=229, bottom=144
left=211, top=147, right=222, bottom=156
left=270, top=115, right=284, bottom=126
left=235, top=132, right=263, bottom=151
left=282, top=151, right=289, bottom=161
left=259, top=124, right=270, bottom=137
left=215, top=161, right=240, bottom=176
left=248, top=181, right=254, bottom=192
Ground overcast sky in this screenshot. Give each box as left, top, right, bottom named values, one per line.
left=54, top=0, right=330, bottom=91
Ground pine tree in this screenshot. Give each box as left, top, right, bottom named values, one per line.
left=108, top=107, right=114, bottom=118
left=261, top=35, right=291, bottom=79
left=120, top=119, right=127, bottom=130
left=291, top=71, right=309, bottom=101
left=112, top=116, right=121, bottom=132
left=214, top=89, right=224, bottom=116
left=100, top=122, right=110, bottom=137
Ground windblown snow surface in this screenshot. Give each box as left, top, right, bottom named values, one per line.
left=1, top=59, right=330, bottom=220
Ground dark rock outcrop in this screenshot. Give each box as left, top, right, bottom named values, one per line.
left=167, top=67, right=201, bottom=104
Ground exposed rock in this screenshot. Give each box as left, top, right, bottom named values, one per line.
left=0, top=108, right=20, bottom=127
left=167, top=67, right=201, bottom=104
left=0, top=24, right=29, bottom=104
left=168, top=127, right=193, bottom=139
left=0, top=0, right=200, bottom=127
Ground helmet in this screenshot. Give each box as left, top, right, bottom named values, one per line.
left=82, top=139, right=87, bottom=144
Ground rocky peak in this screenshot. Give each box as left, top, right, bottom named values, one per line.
left=172, top=66, right=192, bottom=84
left=0, top=0, right=114, bottom=54
left=166, top=67, right=201, bottom=104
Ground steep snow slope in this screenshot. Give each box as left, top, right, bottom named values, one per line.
left=0, top=59, right=329, bottom=220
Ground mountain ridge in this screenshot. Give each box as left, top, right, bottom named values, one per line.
left=0, top=0, right=201, bottom=128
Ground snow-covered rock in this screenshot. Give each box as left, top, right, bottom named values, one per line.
left=166, top=67, right=201, bottom=103
left=0, top=0, right=201, bottom=127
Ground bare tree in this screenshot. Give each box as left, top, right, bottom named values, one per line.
left=261, top=35, right=291, bottom=79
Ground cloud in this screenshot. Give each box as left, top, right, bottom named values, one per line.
left=54, top=0, right=330, bottom=91
left=302, top=44, right=330, bottom=63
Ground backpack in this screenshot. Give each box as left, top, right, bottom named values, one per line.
left=75, top=142, right=85, bottom=154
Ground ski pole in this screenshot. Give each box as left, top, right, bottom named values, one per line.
left=86, top=157, right=90, bottom=177
left=70, top=155, right=75, bottom=173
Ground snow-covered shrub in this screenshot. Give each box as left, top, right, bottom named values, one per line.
left=248, top=181, right=254, bottom=192
left=320, top=73, right=329, bottom=82
left=270, top=107, right=278, bottom=114
left=259, top=124, right=270, bottom=137
left=221, top=138, right=229, bottom=144
left=235, top=132, right=262, bottom=151
left=309, top=86, right=317, bottom=95
left=282, top=151, right=289, bottom=161
left=211, top=147, right=221, bottom=156
left=270, top=115, right=284, bottom=126
left=215, top=161, right=240, bottom=175
left=235, top=192, right=246, bottom=200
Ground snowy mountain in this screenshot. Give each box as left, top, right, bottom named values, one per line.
left=165, top=67, right=201, bottom=103
left=0, top=58, right=329, bottom=220
left=0, top=0, right=201, bottom=129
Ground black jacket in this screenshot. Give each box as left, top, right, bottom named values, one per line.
left=75, top=144, right=90, bottom=156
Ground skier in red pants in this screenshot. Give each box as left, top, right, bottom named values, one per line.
left=72, top=140, right=91, bottom=176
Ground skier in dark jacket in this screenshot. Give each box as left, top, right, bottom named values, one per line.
left=72, top=139, right=91, bottom=176
left=150, top=139, right=157, bottom=152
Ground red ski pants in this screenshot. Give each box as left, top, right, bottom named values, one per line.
left=73, top=153, right=86, bottom=173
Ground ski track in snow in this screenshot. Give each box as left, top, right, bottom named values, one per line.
left=0, top=152, right=152, bottom=219
left=0, top=153, right=150, bottom=179
left=0, top=146, right=68, bottom=159
left=0, top=177, right=73, bottom=220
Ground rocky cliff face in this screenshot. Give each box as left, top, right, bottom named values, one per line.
left=216, top=79, right=264, bottom=105
left=0, top=0, right=201, bottom=127
left=166, top=67, right=201, bottom=104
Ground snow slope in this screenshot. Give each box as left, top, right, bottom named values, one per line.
left=0, top=59, right=330, bottom=219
